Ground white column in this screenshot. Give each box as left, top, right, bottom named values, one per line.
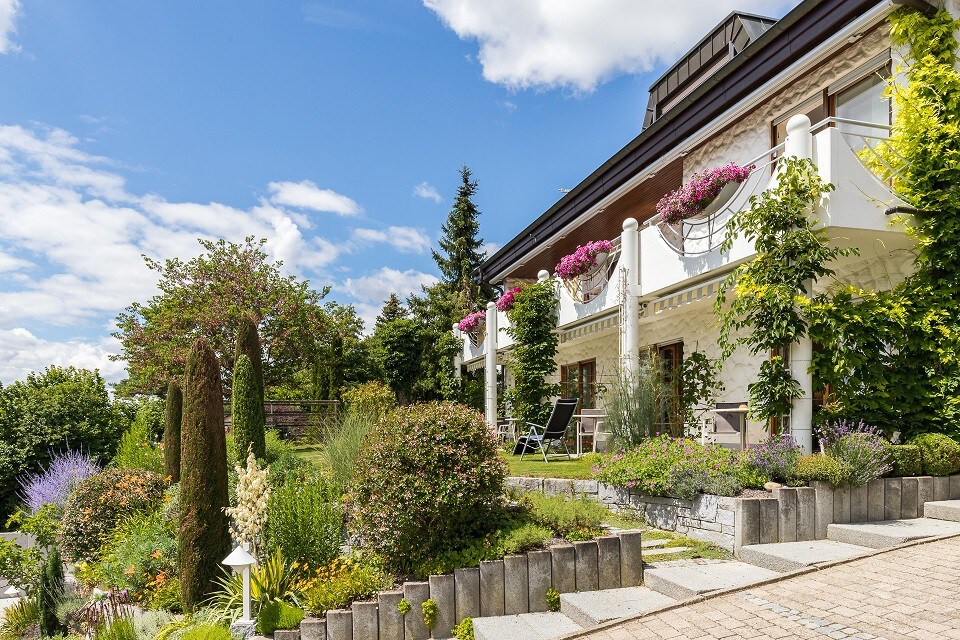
left=484, top=301, right=498, bottom=428
left=785, top=113, right=814, bottom=452
left=452, top=323, right=462, bottom=378
left=619, top=218, right=641, bottom=377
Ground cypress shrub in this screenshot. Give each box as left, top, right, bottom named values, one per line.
left=179, top=338, right=231, bottom=612
left=38, top=546, right=65, bottom=636
left=232, top=355, right=265, bottom=461
left=163, top=382, right=182, bottom=483
left=235, top=315, right=264, bottom=397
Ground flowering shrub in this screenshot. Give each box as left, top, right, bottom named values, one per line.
left=817, top=419, right=881, bottom=451
left=17, top=450, right=100, bottom=514
left=496, top=285, right=523, bottom=312
left=656, top=163, right=753, bottom=224
left=224, top=450, right=271, bottom=557
left=825, top=433, right=891, bottom=486
left=59, top=468, right=166, bottom=562
left=555, top=240, right=614, bottom=280
left=350, top=402, right=507, bottom=574
left=744, top=434, right=803, bottom=482
left=300, top=557, right=387, bottom=616
left=457, top=310, right=486, bottom=333
left=592, top=436, right=747, bottom=499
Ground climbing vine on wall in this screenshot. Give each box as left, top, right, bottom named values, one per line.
left=714, top=157, right=853, bottom=424
left=808, top=8, right=960, bottom=439
left=505, top=280, right=559, bottom=426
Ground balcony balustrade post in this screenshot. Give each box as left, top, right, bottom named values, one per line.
left=785, top=114, right=815, bottom=453
left=619, top=218, right=641, bottom=377
left=484, top=302, right=498, bottom=428
left=452, top=323, right=462, bottom=379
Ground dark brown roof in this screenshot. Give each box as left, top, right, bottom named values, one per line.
left=479, top=0, right=898, bottom=284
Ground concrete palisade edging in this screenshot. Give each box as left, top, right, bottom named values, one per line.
left=298, top=529, right=644, bottom=640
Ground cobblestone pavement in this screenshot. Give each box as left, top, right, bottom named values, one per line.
left=576, top=536, right=960, bottom=640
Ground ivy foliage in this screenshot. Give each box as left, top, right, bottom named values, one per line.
left=715, top=156, right=853, bottom=422
left=809, top=8, right=960, bottom=439
left=505, top=281, right=559, bottom=425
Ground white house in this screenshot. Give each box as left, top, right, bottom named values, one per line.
left=455, top=0, right=944, bottom=451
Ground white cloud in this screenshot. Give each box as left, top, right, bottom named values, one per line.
left=268, top=179, right=362, bottom=216
left=352, top=226, right=432, bottom=254
left=0, top=124, right=347, bottom=335
left=0, top=0, right=20, bottom=54
left=424, top=0, right=796, bottom=92
left=480, top=241, right=500, bottom=257
left=0, top=328, right=127, bottom=383
left=339, top=267, right=439, bottom=330
left=413, top=181, right=443, bottom=203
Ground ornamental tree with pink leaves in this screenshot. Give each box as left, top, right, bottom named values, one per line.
left=656, top=162, right=754, bottom=225
left=113, top=237, right=328, bottom=395
left=554, top=239, right=615, bottom=280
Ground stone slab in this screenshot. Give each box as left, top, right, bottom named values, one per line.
left=643, top=561, right=779, bottom=601
left=933, top=476, right=951, bottom=502
left=376, top=591, right=402, bottom=640
left=777, top=488, right=797, bottom=543
left=479, top=561, right=505, bottom=618
left=849, top=484, right=867, bottom=523
left=573, top=541, right=599, bottom=592
left=812, top=481, right=834, bottom=540
left=428, top=574, right=455, bottom=638
left=274, top=631, right=299, bottom=640
left=351, top=602, right=377, bottom=640
left=502, top=555, right=528, bottom=615
left=453, top=568, right=479, bottom=622
left=403, top=581, right=430, bottom=640
left=884, top=477, right=902, bottom=521
left=827, top=517, right=960, bottom=549
left=759, top=498, right=779, bottom=544
left=526, top=550, right=552, bottom=613
left=325, top=610, right=352, bottom=640
left=559, top=586, right=677, bottom=627
left=618, top=531, right=644, bottom=587
left=739, top=539, right=872, bottom=572
left=299, top=618, right=326, bottom=640
left=473, top=612, right=581, bottom=640
left=867, top=479, right=885, bottom=523
left=641, top=546, right=691, bottom=558
left=550, top=544, right=576, bottom=594
left=901, top=477, right=920, bottom=519
left=923, top=500, right=960, bottom=522
left=597, top=536, right=620, bottom=590
left=796, top=487, right=816, bottom=541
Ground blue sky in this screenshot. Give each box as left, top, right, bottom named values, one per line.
left=0, top=0, right=796, bottom=383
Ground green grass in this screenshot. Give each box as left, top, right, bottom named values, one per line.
left=501, top=451, right=596, bottom=479
left=292, top=443, right=324, bottom=466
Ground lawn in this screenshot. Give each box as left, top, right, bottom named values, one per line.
left=500, top=451, right=597, bottom=479
left=292, top=443, right=324, bottom=466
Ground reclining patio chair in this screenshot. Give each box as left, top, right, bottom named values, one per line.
left=519, top=398, right=579, bottom=462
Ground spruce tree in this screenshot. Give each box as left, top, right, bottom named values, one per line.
left=179, top=338, right=231, bottom=612
left=431, top=165, right=497, bottom=317
left=232, top=354, right=266, bottom=460
left=38, top=546, right=65, bottom=637
left=163, top=381, right=182, bottom=483
left=375, top=293, right=408, bottom=328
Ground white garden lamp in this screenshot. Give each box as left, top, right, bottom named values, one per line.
left=223, top=545, right=256, bottom=623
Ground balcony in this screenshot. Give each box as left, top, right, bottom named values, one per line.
left=639, top=117, right=908, bottom=298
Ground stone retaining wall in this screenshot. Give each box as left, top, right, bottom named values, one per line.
left=506, top=477, right=737, bottom=551
left=297, top=530, right=644, bottom=640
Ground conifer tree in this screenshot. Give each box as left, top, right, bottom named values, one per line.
left=376, top=293, right=408, bottom=328
left=179, top=338, right=231, bottom=611
left=235, top=315, right=265, bottom=397
left=232, top=354, right=266, bottom=460
left=163, top=381, right=182, bottom=483
left=38, top=546, right=65, bottom=637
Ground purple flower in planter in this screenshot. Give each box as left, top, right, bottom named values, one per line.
left=555, top=240, right=615, bottom=280
left=656, top=162, right=754, bottom=225
left=745, top=434, right=803, bottom=482
left=496, top=285, right=523, bottom=312
left=18, top=449, right=100, bottom=513
left=457, top=310, right=486, bottom=333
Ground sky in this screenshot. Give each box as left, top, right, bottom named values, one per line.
left=0, top=0, right=798, bottom=384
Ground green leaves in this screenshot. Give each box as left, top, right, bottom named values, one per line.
left=505, top=281, right=559, bottom=425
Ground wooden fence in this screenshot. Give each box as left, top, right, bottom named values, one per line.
left=224, top=400, right=340, bottom=441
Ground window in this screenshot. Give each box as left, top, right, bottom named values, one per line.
left=772, top=95, right=827, bottom=149
left=560, top=360, right=596, bottom=409
left=830, top=61, right=891, bottom=144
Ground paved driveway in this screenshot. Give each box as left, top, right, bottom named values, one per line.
left=575, top=536, right=960, bottom=640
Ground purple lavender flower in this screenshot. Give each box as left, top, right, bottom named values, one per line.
left=817, top=419, right=881, bottom=453
left=745, top=434, right=803, bottom=482
left=18, top=449, right=100, bottom=513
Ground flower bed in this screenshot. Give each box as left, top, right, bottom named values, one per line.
left=554, top=240, right=614, bottom=281
left=656, top=162, right=754, bottom=225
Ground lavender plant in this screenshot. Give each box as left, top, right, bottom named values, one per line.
left=17, top=449, right=100, bottom=514
left=825, top=434, right=891, bottom=487
left=817, top=419, right=881, bottom=452
left=744, top=434, right=803, bottom=483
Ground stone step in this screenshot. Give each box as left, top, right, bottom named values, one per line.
left=641, top=538, right=669, bottom=548
left=473, top=611, right=582, bottom=640
left=827, top=517, right=960, bottom=549
left=642, top=546, right=691, bottom=558
left=924, top=500, right=960, bottom=522
left=643, top=561, right=779, bottom=601
left=559, top=586, right=677, bottom=627
left=738, top=540, right=872, bottom=572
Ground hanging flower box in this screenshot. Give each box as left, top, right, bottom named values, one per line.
left=656, top=162, right=755, bottom=225
left=496, top=285, right=523, bottom=312
left=458, top=310, right=487, bottom=348
left=554, top=240, right=615, bottom=281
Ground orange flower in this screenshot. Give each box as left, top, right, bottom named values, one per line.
left=125, top=565, right=136, bottom=575
left=150, top=550, right=162, bottom=560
